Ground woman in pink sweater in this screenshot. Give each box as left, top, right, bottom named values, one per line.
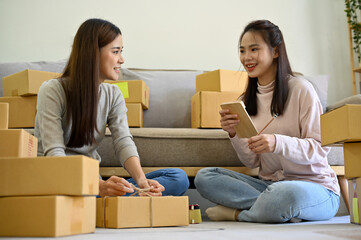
left=195, top=20, right=340, bottom=223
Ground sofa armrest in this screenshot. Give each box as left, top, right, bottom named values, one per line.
left=326, top=94, right=361, bottom=112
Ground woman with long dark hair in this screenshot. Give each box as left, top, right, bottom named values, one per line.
left=195, top=20, right=340, bottom=223
left=35, top=18, right=189, bottom=197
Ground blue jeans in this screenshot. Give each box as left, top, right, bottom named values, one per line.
left=126, top=168, right=189, bottom=196
left=195, top=167, right=340, bottom=223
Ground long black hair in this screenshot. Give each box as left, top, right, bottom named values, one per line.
left=61, top=18, right=121, bottom=148
left=240, top=20, right=293, bottom=116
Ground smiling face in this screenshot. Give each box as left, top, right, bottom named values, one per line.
left=240, top=31, right=278, bottom=86
left=99, top=34, right=124, bottom=82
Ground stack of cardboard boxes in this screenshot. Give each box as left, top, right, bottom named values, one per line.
left=0, top=69, right=61, bottom=128
left=191, top=69, right=248, bottom=128
left=0, top=69, right=148, bottom=128
left=104, top=80, right=149, bottom=127
left=0, top=103, right=100, bottom=237
left=321, top=104, right=361, bottom=225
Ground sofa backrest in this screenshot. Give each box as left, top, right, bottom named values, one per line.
left=0, top=61, right=329, bottom=128
left=121, top=68, right=204, bottom=128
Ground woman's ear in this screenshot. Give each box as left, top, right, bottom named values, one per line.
left=273, top=47, right=279, bottom=58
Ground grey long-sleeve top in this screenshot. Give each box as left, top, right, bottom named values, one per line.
left=34, top=78, right=139, bottom=166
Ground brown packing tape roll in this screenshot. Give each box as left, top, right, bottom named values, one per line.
left=70, top=197, right=84, bottom=234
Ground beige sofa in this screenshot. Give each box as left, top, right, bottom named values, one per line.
left=1, top=60, right=360, bottom=213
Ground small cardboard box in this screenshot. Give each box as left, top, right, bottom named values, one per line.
left=321, top=104, right=361, bottom=146
left=105, top=80, right=149, bottom=109
left=191, top=91, right=242, bottom=128
left=0, top=155, right=99, bottom=196
left=344, top=142, right=361, bottom=179
left=2, top=69, right=61, bottom=96
left=96, top=196, right=189, bottom=228
left=0, top=196, right=96, bottom=237
left=0, top=96, right=37, bottom=128
left=196, top=69, right=248, bottom=92
left=0, top=102, right=9, bottom=129
left=0, top=129, right=37, bottom=157
left=348, top=178, right=361, bottom=225
left=126, top=103, right=143, bottom=127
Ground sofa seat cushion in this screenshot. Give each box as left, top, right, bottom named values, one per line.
left=98, top=128, right=344, bottom=168
left=98, top=128, right=242, bottom=167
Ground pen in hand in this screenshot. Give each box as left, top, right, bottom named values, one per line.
left=256, top=113, right=279, bottom=136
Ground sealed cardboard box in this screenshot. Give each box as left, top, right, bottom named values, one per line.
left=0, top=129, right=37, bottom=157
left=321, top=104, right=361, bottom=146
left=348, top=178, right=361, bottom=225
left=344, top=142, right=361, bottom=179
left=0, top=102, right=9, bottom=129
left=196, top=69, right=248, bottom=92
left=191, top=91, right=242, bottom=128
left=0, top=155, right=99, bottom=196
left=96, top=196, right=189, bottom=228
left=126, top=103, right=143, bottom=127
left=2, top=69, right=61, bottom=96
left=0, top=96, right=37, bottom=128
left=105, top=80, right=150, bottom=109
left=0, top=196, right=96, bottom=237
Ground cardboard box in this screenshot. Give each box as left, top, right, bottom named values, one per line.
left=348, top=178, right=361, bottom=225
left=2, top=69, right=61, bottom=96
left=191, top=91, right=242, bottom=128
left=96, top=196, right=189, bottom=228
left=0, top=155, right=99, bottom=196
left=321, top=104, right=361, bottom=146
left=344, top=142, right=361, bottom=179
left=0, top=129, right=37, bottom=158
left=105, top=80, right=149, bottom=109
left=0, top=102, right=9, bottom=129
left=196, top=69, right=248, bottom=92
left=0, top=196, right=96, bottom=237
left=126, top=103, right=143, bottom=127
left=0, top=96, right=37, bottom=128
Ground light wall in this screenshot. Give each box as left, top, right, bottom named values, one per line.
left=0, top=0, right=354, bottom=105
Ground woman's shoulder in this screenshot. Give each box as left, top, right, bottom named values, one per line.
left=39, top=78, right=63, bottom=93
left=288, top=75, right=319, bottom=102
left=100, top=82, right=121, bottom=94
left=100, top=82, right=124, bottom=102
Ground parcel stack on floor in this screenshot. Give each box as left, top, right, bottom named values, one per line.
left=104, top=80, right=149, bottom=127
left=96, top=195, right=189, bottom=228
left=0, top=73, right=100, bottom=237
left=191, top=69, right=248, bottom=128
left=321, top=104, right=361, bottom=225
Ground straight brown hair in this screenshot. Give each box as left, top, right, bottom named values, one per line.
left=239, top=20, right=293, bottom=116
left=61, top=18, right=121, bottom=148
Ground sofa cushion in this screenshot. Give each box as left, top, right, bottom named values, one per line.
left=98, top=128, right=242, bottom=167
left=97, top=128, right=344, bottom=168
left=121, top=68, right=204, bottom=128
left=0, top=60, right=67, bottom=97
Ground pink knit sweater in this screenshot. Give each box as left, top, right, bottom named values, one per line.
left=230, top=76, right=340, bottom=195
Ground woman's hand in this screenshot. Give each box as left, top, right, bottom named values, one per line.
left=99, top=176, right=134, bottom=197
left=248, top=134, right=276, bottom=154
left=137, top=178, right=165, bottom=196
left=219, top=109, right=240, bottom=138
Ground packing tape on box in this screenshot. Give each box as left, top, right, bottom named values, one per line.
left=71, top=197, right=84, bottom=234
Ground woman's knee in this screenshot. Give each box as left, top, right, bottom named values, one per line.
left=194, top=167, right=217, bottom=189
